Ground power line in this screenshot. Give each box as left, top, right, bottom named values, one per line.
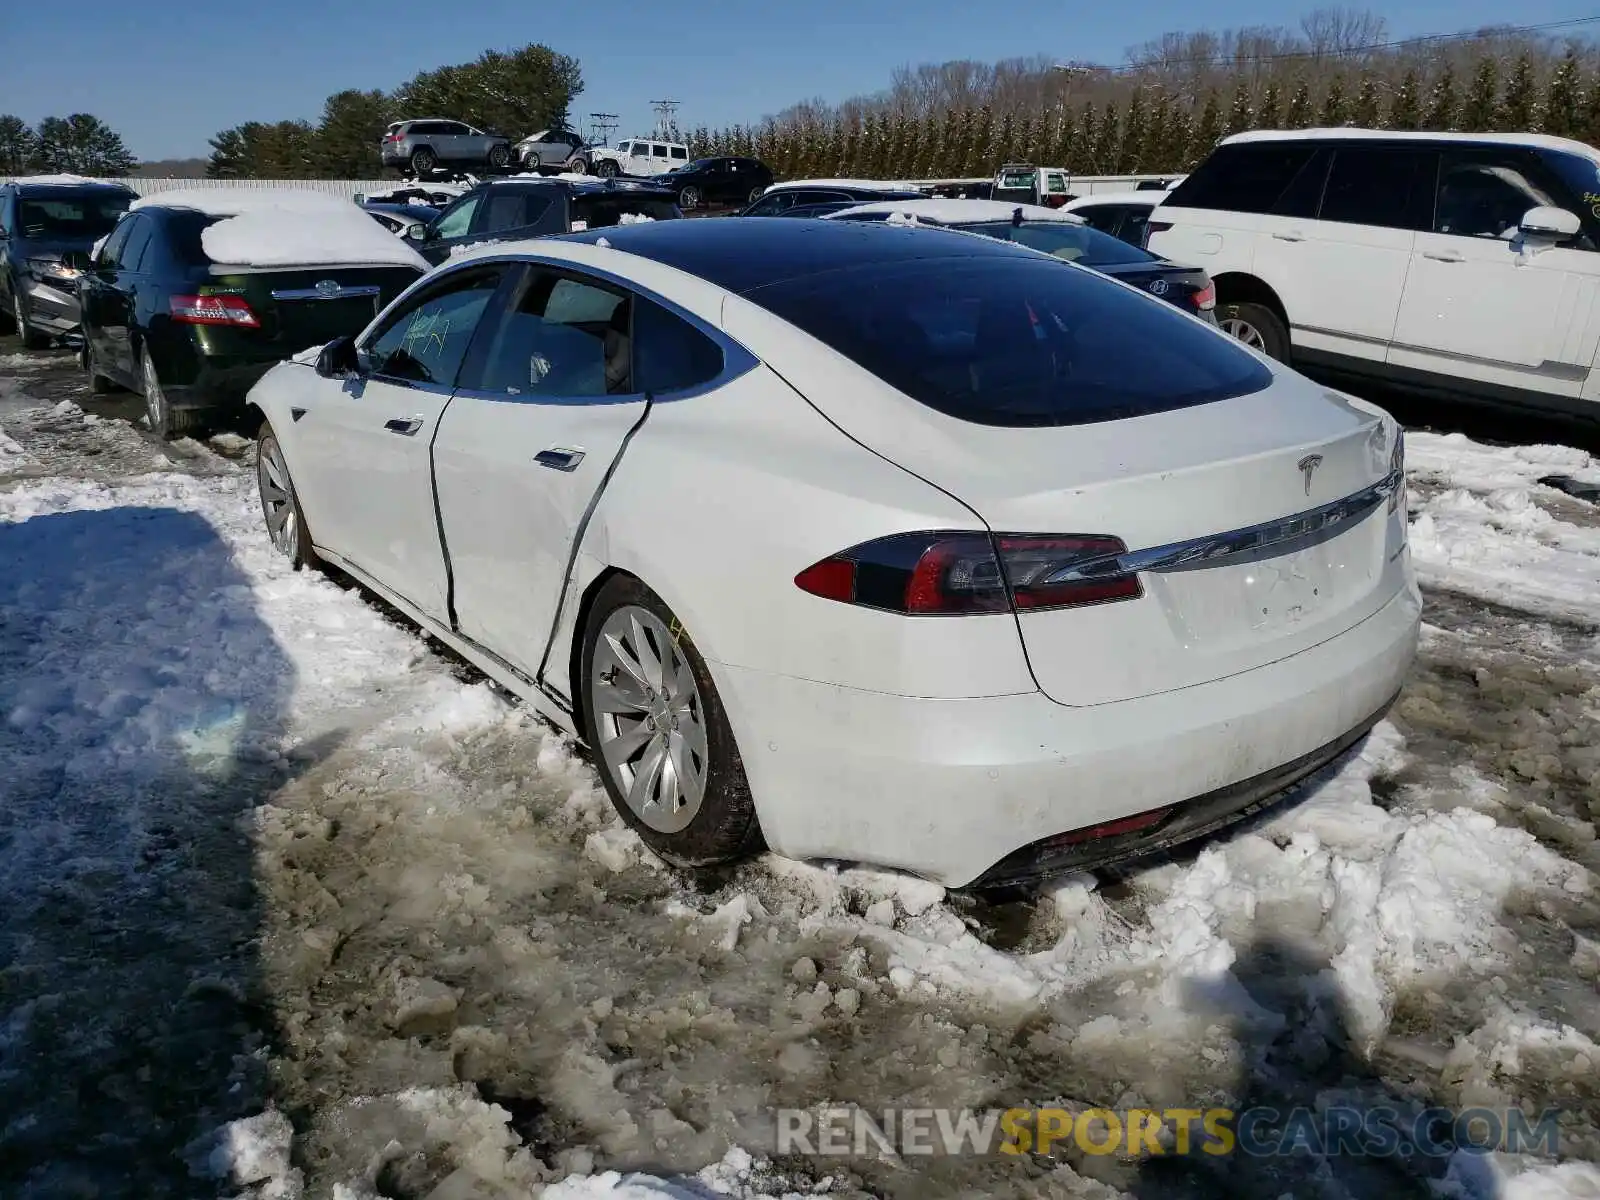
left=1098, top=14, right=1600, bottom=76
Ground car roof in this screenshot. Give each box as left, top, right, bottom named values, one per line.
left=554, top=215, right=1043, bottom=294
left=762, top=179, right=923, bottom=195
left=825, top=198, right=1084, bottom=225
left=1224, top=126, right=1600, bottom=167
left=6, top=176, right=135, bottom=195
left=1063, top=190, right=1168, bottom=209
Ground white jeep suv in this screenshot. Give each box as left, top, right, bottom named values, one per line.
left=1148, top=128, right=1600, bottom=417
left=587, top=138, right=691, bottom=178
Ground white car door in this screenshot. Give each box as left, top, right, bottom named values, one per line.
left=1250, top=144, right=1427, bottom=363
left=294, top=265, right=510, bottom=623
left=1390, top=145, right=1600, bottom=400
left=432, top=265, right=729, bottom=693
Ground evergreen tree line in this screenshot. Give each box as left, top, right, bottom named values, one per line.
left=205, top=44, right=583, bottom=179
left=0, top=114, right=138, bottom=176
left=688, top=40, right=1600, bottom=181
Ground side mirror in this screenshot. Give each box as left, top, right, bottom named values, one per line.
left=1520, top=205, right=1581, bottom=241
left=315, top=336, right=360, bottom=378
left=405, top=222, right=430, bottom=241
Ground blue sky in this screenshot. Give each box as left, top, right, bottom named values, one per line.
left=0, top=1, right=1585, bottom=161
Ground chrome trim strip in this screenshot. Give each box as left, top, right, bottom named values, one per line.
left=1294, top=323, right=1591, bottom=383
left=1041, top=467, right=1402, bottom=585
left=271, top=285, right=384, bottom=301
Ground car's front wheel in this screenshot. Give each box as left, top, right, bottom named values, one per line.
left=595, top=159, right=620, bottom=178
left=487, top=144, right=511, bottom=169
left=580, top=575, right=761, bottom=867
left=13, top=292, right=48, bottom=350
left=1217, top=301, right=1289, bottom=362
left=257, top=421, right=318, bottom=569
left=678, top=185, right=701, bottom=211
left=747, top=186, right=765, bottom=205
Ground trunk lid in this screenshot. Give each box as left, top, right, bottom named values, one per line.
left=919, top=382, right=1405, bottom=706
left=201, top=266, right=419, bottom=355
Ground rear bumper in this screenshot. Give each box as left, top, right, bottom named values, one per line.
left=714, top=574, right=1421, bottom=888
left=162, top=358, right=277, bottom=412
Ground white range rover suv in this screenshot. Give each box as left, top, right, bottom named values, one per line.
left=1148, top=128, right=1600, bottom=417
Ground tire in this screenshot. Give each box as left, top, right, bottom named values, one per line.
left=410, top=147, right=437, bottom=174
left=1217, top=300, right=1289, bottom=362
left=257, top=421, right=318, bottom=570
left=487, top=144, right=511, bottom=169
left=14, top=293, right=48, bottom=350
left=84, top=336, right=113, bottom=394
left=678, top=185, right=701, bottom=211
left=565, top=156, right=587, bottom=175
left=747, top=186, right=765, bottom=205
left=141, top=346, right=201, bottom=439
left=595, top=159, right=620, bottom=179
left=579, top=575, right=762, bottom=868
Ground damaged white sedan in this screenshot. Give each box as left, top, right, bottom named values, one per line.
left=246, top=218, right=1420, bottom=887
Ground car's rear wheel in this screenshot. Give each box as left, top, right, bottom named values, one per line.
left=580, top=575, right=761, bottom=867
left=678, top=185, right=701, bottom=211
left=487, top=144, right=511, bottom=169
left=410, top=147, right=437, bottom=174
left=1217, top=301, right=1289, bottom=362
left=257, top=421, right=318, bottom=569
left=595, top=159, right=619, bottom=179
left=565, top=156, right=587, bottom=175
left=747, top=186, right=765, bottom=205
left=141, top=346, right=199, bottom=439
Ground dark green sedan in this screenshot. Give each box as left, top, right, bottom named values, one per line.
left=79, top=195, right=426, bottom=438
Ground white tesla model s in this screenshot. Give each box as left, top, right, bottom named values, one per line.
left=247, top=218, right=1419, bottom=888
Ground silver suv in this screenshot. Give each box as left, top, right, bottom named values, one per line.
left=380, top=119, right=513, bottom=174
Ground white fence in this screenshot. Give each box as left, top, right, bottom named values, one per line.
left=3, top=172, right=1182, bottom=202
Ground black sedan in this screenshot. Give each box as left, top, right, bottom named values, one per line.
left=650, top=156, right=773, bottom=211
left=822, top=199, right=1217, bottom=320
left=363, top=202, right=442, bottom=235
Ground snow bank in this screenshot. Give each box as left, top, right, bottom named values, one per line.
left=132, top=188, right=428, bottom=271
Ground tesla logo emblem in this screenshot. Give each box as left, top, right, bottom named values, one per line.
left=1147, top=278, right=1169, bottom=295
left=315, top=279, right=341, bottom=297
left=1298, top=454, right=1324, bottom=495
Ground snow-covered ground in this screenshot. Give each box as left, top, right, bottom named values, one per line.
left=0, top=346, right=1597, bottom=1199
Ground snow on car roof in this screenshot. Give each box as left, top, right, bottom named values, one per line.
left=1063, top=190, right=1169, bottom=210
left=7, top=174, right=133, bottom=189
left=1226, top=126, right=1600, bottom=167
left=762, top=179, right=922, bottom=195
left=823, top=198, right=1085, bottom=225
left=131, top=188, right=428, bottom=270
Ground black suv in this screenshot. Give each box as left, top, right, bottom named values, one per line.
left=405, top=177, right=682, bottom=265
left=652, top=156, right=774, bottom=211
left=0, top=178, right=136, bottom=348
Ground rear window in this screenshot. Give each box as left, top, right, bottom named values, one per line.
left=1165, top=142, right=1319, bottom=214
left=166, top=211, right=221, bottom=266
left=960, top=221, right=1155, bottom=267
left=746, top=257, right=1271, bottom=427
left=16, top=191, right=131, bottom=239
left=571, top=195, right=680, bottom=227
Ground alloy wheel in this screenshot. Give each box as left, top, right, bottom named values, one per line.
left=258, top=437, right=298, bottom=557
left=589, top=605, right=709, bottom=833
left=679, top=186, right=701, bottom=210
left=142, top=351, right=167, bottom=431
left=1220, top=318, right=1267, bottom=351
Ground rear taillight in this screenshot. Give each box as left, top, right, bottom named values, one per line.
left=169, top=294, right=260, bottom=328
left=1146, top=220, right=1173, bottom=236
left=794, top=531, right=1141, bottom=615
left=1192, top=280, right=1216, bottom=311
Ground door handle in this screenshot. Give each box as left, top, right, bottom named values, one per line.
left=385, top=416, right=424, bottom=436
left=1423, top=250, right=1463, bottom=263
left=1272, top=230, right=1306, bottom=242
left=535, top=447, right=585, bottom=471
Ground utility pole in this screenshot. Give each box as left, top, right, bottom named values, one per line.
left=649, top=99, right=681, bottom=141
left=587, top=112, right=618, bottom=147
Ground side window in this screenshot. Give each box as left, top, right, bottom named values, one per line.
left=1165, top=143, right=1318, bottom=214
left=484, top=190, right=531, bottom=231
left=1318, top=147, right=1433, bottom=230
left=1121, top=207, right=1152, bottom=245
left=96, top=218, right=134, bottom=269
left=745, top=194, right=783, bottom=216
left=120, top=216, right=154, bottom=271
left=1435, top=149, right=1565, bottom=242
left=442, top=123, right=470, bottom=136
left=1077, top=206, right=1123, bottom=235
left=476, top=270, right=633, bottom=398
left=433, top=192, right=482, bottom=239
left=364, top=269, right=503, bottom=387
left=0, top=193, right=11, bottom=237
left=617, top=142, right=633, bottom=155
left=633, top=298, right=724, bottom=395
left=671, top=146, right=689, bottom=161
left=651, top=144, right=668, bottom=158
